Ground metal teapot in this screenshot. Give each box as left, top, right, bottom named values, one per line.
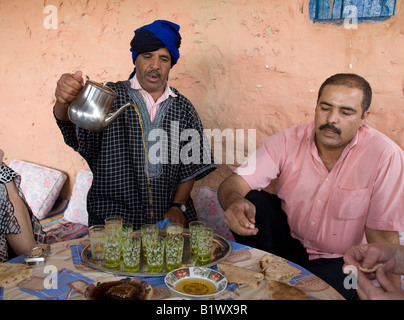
left=68, top=78, right=131, bottom=131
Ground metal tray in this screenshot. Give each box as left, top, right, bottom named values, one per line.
left=81, top=230, right=231, bottom=277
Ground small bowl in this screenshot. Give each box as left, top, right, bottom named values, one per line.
left=83, top=276, right=153, bottom=300
left=164, top=267, right=227, bottom=299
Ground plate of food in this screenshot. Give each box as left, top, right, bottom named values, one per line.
left=164, top=267, right=227, bottom=299
left=83, top=276, right=153, bottom=300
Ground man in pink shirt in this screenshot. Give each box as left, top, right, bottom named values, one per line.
left=218, top=73, right=404, bottom=299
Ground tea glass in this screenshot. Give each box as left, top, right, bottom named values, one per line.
left=88, top=225, right=105, bottom=261
left=166, top=223, right=184, bottom=241
left=189, top=221, right=206, bottom=257
left=196, top=227, right=214, bottom=265
left=104, top=217, right=123, bottom=269
left=146, top=236, right=165, bottom=273
left=141, top=224, right=159, bottom=258
left=165, top=235, right=184, bottom=272
left=122, top=223, right=133, bottom=240
left=121, top=234, right=141, bottom=272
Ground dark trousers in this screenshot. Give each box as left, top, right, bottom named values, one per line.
left=232, top=190, right=358, bottom=300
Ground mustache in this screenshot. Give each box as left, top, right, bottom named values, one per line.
left=319, top=123, right=341, bottom=135
left=146, top=69, right=161, bottom=78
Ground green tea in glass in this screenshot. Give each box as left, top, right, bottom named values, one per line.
left=165, top=236, right=184, bottom=272
left=196, top=227, right=214, bottom=265
left=146, top=236, right=165, bottom=273
left=141, top=224, right=159, bottom=259
left=189, top=221, right=206, bottom=257
left=104, top=217, right=122, bottom=269
left=122, top=234, right=141, bottom=272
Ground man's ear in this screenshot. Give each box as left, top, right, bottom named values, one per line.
left=361, top=110, right=370, bottom=122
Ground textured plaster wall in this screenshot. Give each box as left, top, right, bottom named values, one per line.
left=0, top=0, right=403, bottom=199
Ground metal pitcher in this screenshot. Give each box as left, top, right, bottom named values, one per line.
left=68, top=78, right=131, bottom=131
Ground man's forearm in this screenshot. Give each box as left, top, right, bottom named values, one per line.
left=365, top=227, right=399, bottom=245
left=173, top=178, right=195, bottom=205
left=218, top=173, right=251, bottom=210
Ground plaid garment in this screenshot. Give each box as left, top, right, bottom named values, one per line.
left=56, top=81, right=216, bottom=229
left=0, top=164, right=46, bottom=262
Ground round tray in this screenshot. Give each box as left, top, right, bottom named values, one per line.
left=81, top=230, right=232, bottom=277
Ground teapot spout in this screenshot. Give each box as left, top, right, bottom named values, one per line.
left=103, top=102, right=132, bottom=127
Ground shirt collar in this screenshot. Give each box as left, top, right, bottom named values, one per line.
left=130, top=74, right=177, bottom=99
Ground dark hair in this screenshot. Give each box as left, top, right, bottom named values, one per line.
left=317, top=73, right=372, bottom=116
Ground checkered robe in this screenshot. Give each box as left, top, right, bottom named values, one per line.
left=0, top=164, right=46, bottom=262
left=56, top=80, right=216, bottom=229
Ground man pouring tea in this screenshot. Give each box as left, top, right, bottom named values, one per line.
left=53, top=20, right=215, bottom=229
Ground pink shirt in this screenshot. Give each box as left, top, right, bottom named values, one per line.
left=236, top=122, right=404, bottom=259
left=130, top=75, right=177, bottom=122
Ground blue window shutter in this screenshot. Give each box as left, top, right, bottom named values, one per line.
left=309, top=0, right=396, bottom=22
left=361, top=0, right=396, bottom=18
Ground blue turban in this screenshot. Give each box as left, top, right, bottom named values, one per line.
left=129, top=20, right=182, bottom=79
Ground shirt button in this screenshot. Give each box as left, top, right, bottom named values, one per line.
left=311, top=221, right=315, bottom=225
left=306, top=240, right=311, bottom=245
left=317, top=199, right=322, bottom=204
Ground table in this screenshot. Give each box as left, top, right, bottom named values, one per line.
left=1, top=235, right=344, bottom=300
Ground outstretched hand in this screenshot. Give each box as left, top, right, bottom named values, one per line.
left=223, top=197, right=258, bottom=236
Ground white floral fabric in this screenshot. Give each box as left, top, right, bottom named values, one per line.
left=195, top=186, right=235, bottom=241
left=9, top=160, right=67, bottom=220
left=63, top=169, right=93, bottom=226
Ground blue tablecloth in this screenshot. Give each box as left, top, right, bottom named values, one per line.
left=1, top=237, right=344, bottom=300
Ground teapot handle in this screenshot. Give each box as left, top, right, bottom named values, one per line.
left=85, top=75, right=109, bottom=88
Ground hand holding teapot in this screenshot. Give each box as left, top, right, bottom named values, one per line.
left=54, top=71, right=132, bottom=131
left=54, top=71, right=85, bottom=121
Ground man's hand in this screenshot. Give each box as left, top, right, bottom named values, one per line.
left=356, top=266, right=404, bottom=300
left=163, top=206, right=186, bottom=227
left=53, top=71, right=84, bottom=120
left=344, top=242, right=404, bottom=300
left=344, top=242, right=404, bottom=276
left=223, top=197, right=258, bottom=236
left=218, top=172, right=257, bottom=236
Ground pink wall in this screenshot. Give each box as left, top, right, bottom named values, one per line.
left=0, top=0, right=403, bottom=198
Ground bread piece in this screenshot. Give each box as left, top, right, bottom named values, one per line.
left=0, top=263, right=33, bottom=287
left=359, top=263, right=384, bottom=273
left=217, top=264, right=264, bottom=288
left=259, top=253, right=301, bottom=283
left=268, top=280, right=311, bottom=300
